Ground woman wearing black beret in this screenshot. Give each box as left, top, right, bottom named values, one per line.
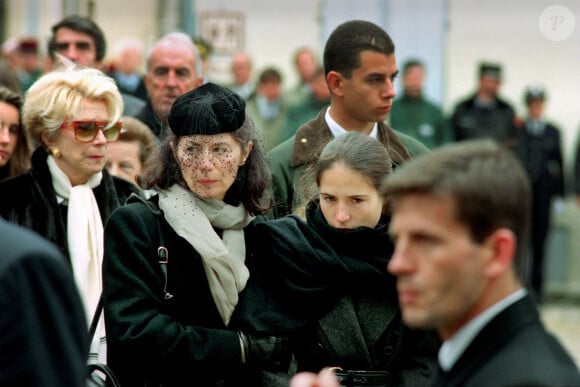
left=102, top=83, right=288, bottom=386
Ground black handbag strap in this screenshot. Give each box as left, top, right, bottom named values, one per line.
left=89, top=205, right=170, bottom=344
left=156, top=213, right=173, bottom=300
left=89, top=294, right=103, bottom=343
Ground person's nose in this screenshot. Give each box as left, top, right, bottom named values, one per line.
left=387, top=238, right=414, bottom=276
left=165, top=70, right=178, bottom=87
left=382, top=79, right=396, bottom=100
left=0, top=127, right=10, bottom=144
left=107, top=163, right=119, bottom=176
left=335, top=204, right=351, bottom=224
left=198, top=150, right=214, bottom=170
left=93, top=129, right=108, bottom=145
left=62, top=46, right=80, bottom=62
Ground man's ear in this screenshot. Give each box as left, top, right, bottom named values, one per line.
left=326, top=71, right=344, bottom=97
left=483, top=228, right=516, bottom=280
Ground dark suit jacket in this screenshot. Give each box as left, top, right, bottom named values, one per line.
left=433, top=294, right=580, bottom=387
left=0, top=218, right=88, bottom=387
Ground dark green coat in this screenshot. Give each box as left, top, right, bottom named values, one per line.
left=390, top=94, right=452, bottom=149
left=266, top=108, right=430, bottom=219
left=103, top=195, right=260, bottom=387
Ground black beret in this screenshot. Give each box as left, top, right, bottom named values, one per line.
left=168, top=82, right=246, bottom=136
left=479, top=62, right=502, bottom=80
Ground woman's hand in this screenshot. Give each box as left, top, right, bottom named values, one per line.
left=290, top=368, right=340, bottom=387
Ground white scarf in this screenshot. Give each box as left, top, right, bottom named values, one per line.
left=158, top=184, right=254, bottom=325
left=47, top=155, right=106, bottom=363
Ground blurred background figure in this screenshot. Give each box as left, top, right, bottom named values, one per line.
left=226, top=51, right=255, bottom=100
left=515, top=85, right=564, bottom=303
left=193, top=37, right=213, bottom=83
left=15, top=37, right=43, bottom=93
left=451, top=62, right=517, bottom=148
left=285, top=46, right=319, bottom=105
left=135, top=32, right=204, bottom=138
left=281, top=66, right=330, bottom=142
left=109, top=38, right=147, bottom=102
left=0, top=86, right=32, bottom=181
left=389, top=59, right=451, bottom=149
left=1, top=37, right=21, bottom=73
left=0, top=57, right=22, bottom=94
left=246, top=66, right=288, bottom=152
left=106, top=116, right=156, bottom=189
left=48, top=14, right=145, bottom=116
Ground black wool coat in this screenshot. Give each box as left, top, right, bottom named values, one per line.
left=232, top=202, right=440, bottom=386
left=103, top=195, right=262, bottom=387
left=0, top=147, right=140, bottom=264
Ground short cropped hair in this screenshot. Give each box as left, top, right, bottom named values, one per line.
left=382, top=139, right=531, bottom=280
left=145, top=32, right=203, bottom=79
left=23, top=62, right=123, bottom=147
left=323, top=20, right=395, bottom=79
left=402, top=59, right=424, bottom=74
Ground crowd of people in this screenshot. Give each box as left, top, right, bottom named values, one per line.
left=0, top=13, right=579, bottom=387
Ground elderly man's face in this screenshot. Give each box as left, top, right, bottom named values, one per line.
left=144, top=43, right=202, bottom=119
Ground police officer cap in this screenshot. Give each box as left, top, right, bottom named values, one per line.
left=168, top=82, right=246, bottom=136
left=479, top=62, right=502, bottom=80
left=524, top=85, right=546, bottom=103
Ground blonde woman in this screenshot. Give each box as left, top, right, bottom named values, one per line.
left=0, top=64, right=141, bottom=363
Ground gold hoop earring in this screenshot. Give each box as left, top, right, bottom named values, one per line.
left=52, top=148, right=62, bottom=158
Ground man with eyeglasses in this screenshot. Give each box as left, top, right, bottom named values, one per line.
left=48, top=15, right=145, bottom=116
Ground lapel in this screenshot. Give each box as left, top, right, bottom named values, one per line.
left=317, top=282, right=399, bottom=368
left=442, top=294, right=538, bottom=386
left=317, top=294, right=372, bottom=366
left=290, top=108, right=332, bottom=168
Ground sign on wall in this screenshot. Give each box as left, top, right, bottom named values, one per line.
left=199, top=10, right=245, bottom=55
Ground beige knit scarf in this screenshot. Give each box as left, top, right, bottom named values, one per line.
left=158, top=184, right=254, bottom=325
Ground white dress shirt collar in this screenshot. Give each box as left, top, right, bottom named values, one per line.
left=325, top=107, right=378, bottom=139
left=438, top=288, right=527, bottom=372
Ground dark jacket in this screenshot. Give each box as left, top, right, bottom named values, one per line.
left=266, top=108, right=429, bottom=219
left=0, top=218, right=88, bottom=387
left=451, top=93, right=517, bottom=147
left=134, top=99, right=164, bottom=137
left=233, top=202, right=439, bottom=386
left=515, top=119, right=564, bottom=195
left=433, top=294, right=580, bottom=387
left=103, top=195, right=261, bottom=387
left=0, top=147, right=140, bottom=263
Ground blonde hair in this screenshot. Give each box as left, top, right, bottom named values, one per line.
left=23, top=59, right=123, bottom=147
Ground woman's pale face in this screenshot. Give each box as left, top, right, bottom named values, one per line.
left=0, top=101, right=20, bottom=168
left=43, top=98, right=110, bottom=186
left=174, top=133, right=252, bottom=201
left=106, top=140, right=142, bottom=186
left=319, top=162, right=384, bottom=229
